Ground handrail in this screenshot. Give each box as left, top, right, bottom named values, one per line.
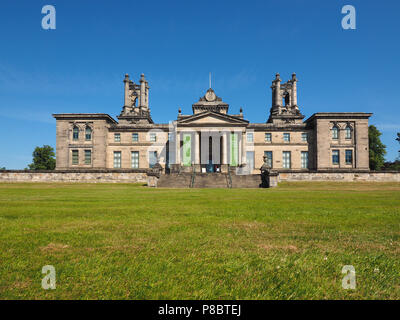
left=227, top=165, right=232, bottom=188
left=190, top=165, right=196, bottom=188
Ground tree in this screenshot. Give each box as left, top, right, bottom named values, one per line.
left=28, top=145, right=56, bottom=170
left=0, top=167, right=5, bottom=171
left=368, top=125, right=386, bottom=171
left=396, top=133, right=400, bottom=158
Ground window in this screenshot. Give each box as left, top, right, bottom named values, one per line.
left=301, top=133, right=308, bottom=142
left=84, top=150, right=92, bottom=165
left=149, top=151, right=157, bottom=168
left=247, top=133, right=254, bottom=143
left=150, top=133, right=157, bottom=142
left=73, top=127, right=79, bottom=141
left=332, top=150, right=339, bottom=165
left=345, top=150, right=353, bottom=165
left=301, top=151, right=309, bottom=169
left=264, top=151, right=273, bottom=168
left=131, top=151, right=139, bottom=169
left=114, top=133, right=121, bottom=142
left=282, top=151, right=291, bottom=169
left=113, top=151, right=121, bottom=168
left=72, top=150, right=79, bottom=165
left=332, top=126, right=339, bottom=140
left=85, top=126, right=92, bottom=141
left=132, top=133, right=139, bottom=142
left=345, top=126, right=352, bottom=139
left=283, top=133, right=290, bottom=142
left=246, top=151, right=255, bottom=170
left=265, top=133, right=271, bottom=142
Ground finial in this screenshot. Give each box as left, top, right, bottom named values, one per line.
left=275, top=73, right=281, bottom=80
left=124, top=74, right=130, bottom=82
left=178, top=108, right=182, bottom=114
left=240, top=107, right=243, bottom=114
left=209, top=72, right=212, bottom=89
left=292, top=73, right=297, bottom=81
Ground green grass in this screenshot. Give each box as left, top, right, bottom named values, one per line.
left=0, top=182, right=399, bottom=299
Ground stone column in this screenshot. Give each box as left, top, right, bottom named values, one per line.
left=195, top=131, right=200, bottom=165
left=176, top=131, right=180, bottom=165
left=274, top=73, right=281, bottom=107
left=222, top=132, right=227, bottom=165
left=123, top=74, right=130, bottom=107
left=140, top=73, right=146, bottom=108
left=291, top=73, right=297, bottom=106
left=241, top=131, right=246, bottom=165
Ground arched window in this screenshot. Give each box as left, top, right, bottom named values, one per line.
left=332, top=125, right=339, bottom=140
left=73, top=126, right=79, bottom=140
left=85, top=126, right=92, bottom=141
left=345, top=125, right=352, bottom=139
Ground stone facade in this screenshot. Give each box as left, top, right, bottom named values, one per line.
left=53, top=73, right=372, bottom=175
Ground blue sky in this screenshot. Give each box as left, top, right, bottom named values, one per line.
left=0, top=0, right=399, bottom=169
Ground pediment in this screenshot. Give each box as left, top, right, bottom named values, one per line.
left=178, top=111, right=248, bottom=125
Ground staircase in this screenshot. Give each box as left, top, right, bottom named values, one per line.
left=157, top=173, right=192, bottom=188
left=157, top=172, right=262, bottom=188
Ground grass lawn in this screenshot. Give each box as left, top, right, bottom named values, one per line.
left=0, top=182, right=399, bottom=300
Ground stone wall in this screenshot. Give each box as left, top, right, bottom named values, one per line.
left=0, top=170, right=150, bottom=184
left=0, top=170, right=399, bottom=186
left=278, top=171, right=400, bottom=182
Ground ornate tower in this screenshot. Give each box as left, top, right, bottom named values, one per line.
left=268, top=73, right=304, bottom=124
left=118, top=73, right=153, bottom=124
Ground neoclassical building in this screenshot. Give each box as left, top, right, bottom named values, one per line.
left=53, top=73, right=372, bottom=174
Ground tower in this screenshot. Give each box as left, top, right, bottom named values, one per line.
left=118, top=73, right=153, bottom=124
left=268, top=73, right=304, bottom=124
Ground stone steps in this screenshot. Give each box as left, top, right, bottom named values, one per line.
left=192, top=173, right=228, bottom=188
left=157, top=173, right=263, bottom=188
left=157, top=174, right=192, bottom=188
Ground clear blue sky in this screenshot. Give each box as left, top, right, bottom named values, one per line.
left=0, top=0, right=399, bottom=169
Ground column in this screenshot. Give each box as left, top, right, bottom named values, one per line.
left=176, top=131, right=180, bottom=165
left=242, top=131, right=246, bottom=165
left=222, top=132, right=227, bottom=164
left=195, top=131, right=200, bottom=165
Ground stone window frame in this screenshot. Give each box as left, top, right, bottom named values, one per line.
left=71, top=149, right=79, bottom=165
left=72, top=126, right=80, bottom=141
left=247, top=132, right=254, bottom=143
left=114, top=133, right=121, bottom=143
left=131, top=151, right=139, bottom=169
left=283, top=133, right=290, bottom=142
left=332, top=124, right=339, bottom=140
left=301, top=151, right=309, bottom=169
left=84, top=149, right=92, bottom=165
left=282, top=151, right=291, bottom=169
left=149, top=133, right=157, bottom=142
left=345, top=149, right=353, bottom=165
left=132, top=132, right=139, bottom=142
left=301, top=132, right=308, bottom=142
left=332, top=149, right=340, bottom=165
left=85, top=125, right=93, bottom=141
left=265, top=133, right=272, bottom=142
left=113, top=151, right=122, bottom=168
left=264, top=151, right=273, bottom=168
left=345, top=124, right=353, bottom=140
